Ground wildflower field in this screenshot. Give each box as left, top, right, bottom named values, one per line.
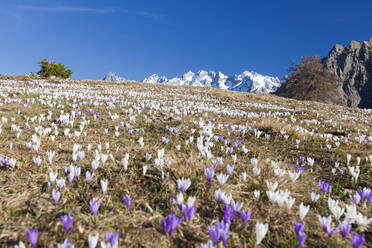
left=0, top=77, right=371, bottom=247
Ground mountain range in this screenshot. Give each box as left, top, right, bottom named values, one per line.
left=104, top=70, right=281, bottom=93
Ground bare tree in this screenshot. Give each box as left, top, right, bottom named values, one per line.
left=276, top=55, right=347, bottom=105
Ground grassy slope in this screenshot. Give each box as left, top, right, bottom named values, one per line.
left=0, top=77, right=371, bottom=247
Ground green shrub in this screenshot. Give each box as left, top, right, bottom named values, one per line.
left=37, top=58, right=72, bottom=79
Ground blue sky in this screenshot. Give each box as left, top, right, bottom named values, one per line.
left=0, top=0, right=371, bottom=80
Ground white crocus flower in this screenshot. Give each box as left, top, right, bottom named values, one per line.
left=176, top=192, right=184, bottom=206
left=49, top=170, right=58, bottom=184
left=252, top=167, right=261, bottom=177
left=355, top=213, right=372, bottom=232
left=88, top=233, right=99, bottom=248
left=216, top=173, right=229, bottom=187
left=344, top=204, right=358, bottom=223
left=254, top=190, right=261, bottom=200
left=348, top=166, right=360, bottom=183
left=101, top=154, right=108, bottom=165
left=286, top=197, right=296, bottom=213
left=288, top=171, right=301, bottom=184
left=241, top=172, right=247, bottom=181
left=187, top=196, right=196, bottom=207
left=121, top=157, right=129, bottom=171
left=299, top=202, right=310, bottom=221
left=255, top=222, right=269, bottom=245
left=311, top=192, right=320, bottom=203
left=100, top=179, right=108, bottom=194
left=177, top=177, right=191, bottom=192
left=266, top=180, right=278, bottom=191
left=9, top=158, right=16, bottom=170
left=346, top=154, right=351, bottom=165
left=14, top=241, right=26, bottom=248
left=328, top=198, right=344, bottom=221
left=56, top=178, right=66, bottom=190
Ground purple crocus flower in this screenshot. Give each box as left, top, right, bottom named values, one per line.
left=161, top=137, right=168, bottom=145
left=122, top=195, right=132, bottom=211
left=350, top=232, right=365, bottom=248
left=318, top=215, right=338, bottom=237
left=300, top=156, right=305, bottom=164
left=368, top=191, right=372, bottom=202
left=234, top=140, right=242, bottom=148
left=294, top=222, right=306, bottom=247
left=339, top=220, right=351, bottom=240
left=297, top=231, right=306, bottom=248
left=89, top=199, right=101, bottom=216
left=1, top=157, right=8, bottom=168
left=204, top=166, right=215, bottom=182
left=63, top=167, right=68, bottom=176
left=182, top=204, right=197, bottom=221
left=60, top=213, right=73, bottom=233
left=223, top=204, right=236, bottom=224
left=208, top=226, right=220, bottom=246
left=294, top=222, right=304, bottom=236
left=296, top=165, right=305, bottom=173
left=319, top=180, right=330, bottom=196
left=161, top=213, right=182, bottom=236
left=67, top=173, right=74, bottom=186
left=218, top=136, right=223, bottom=142
left=208, top=220, right=230, bottom=247
left=27, top=228, right=38, bottom=248
left=357, top=188, right=371, bottom=204
left=146, top=153, right=152, bottom=162
left=226, top=139, right=231, bottom=147
left=105, top=230, right=120, bottom=247
left=239, top=210, right=251, bottom=226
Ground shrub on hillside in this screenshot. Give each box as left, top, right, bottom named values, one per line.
left=37, top=58, right=72, bottom=79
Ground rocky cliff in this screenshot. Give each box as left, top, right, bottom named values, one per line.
left=322, top=38, right=372, bottom=108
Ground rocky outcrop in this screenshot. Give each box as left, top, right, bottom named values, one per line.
left=322, top=38, right=372, bottom=108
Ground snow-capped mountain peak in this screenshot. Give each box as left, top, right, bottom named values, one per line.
left=143, top=70, right=281, bottom=93
left=103, top=72, right=126, bottom=82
